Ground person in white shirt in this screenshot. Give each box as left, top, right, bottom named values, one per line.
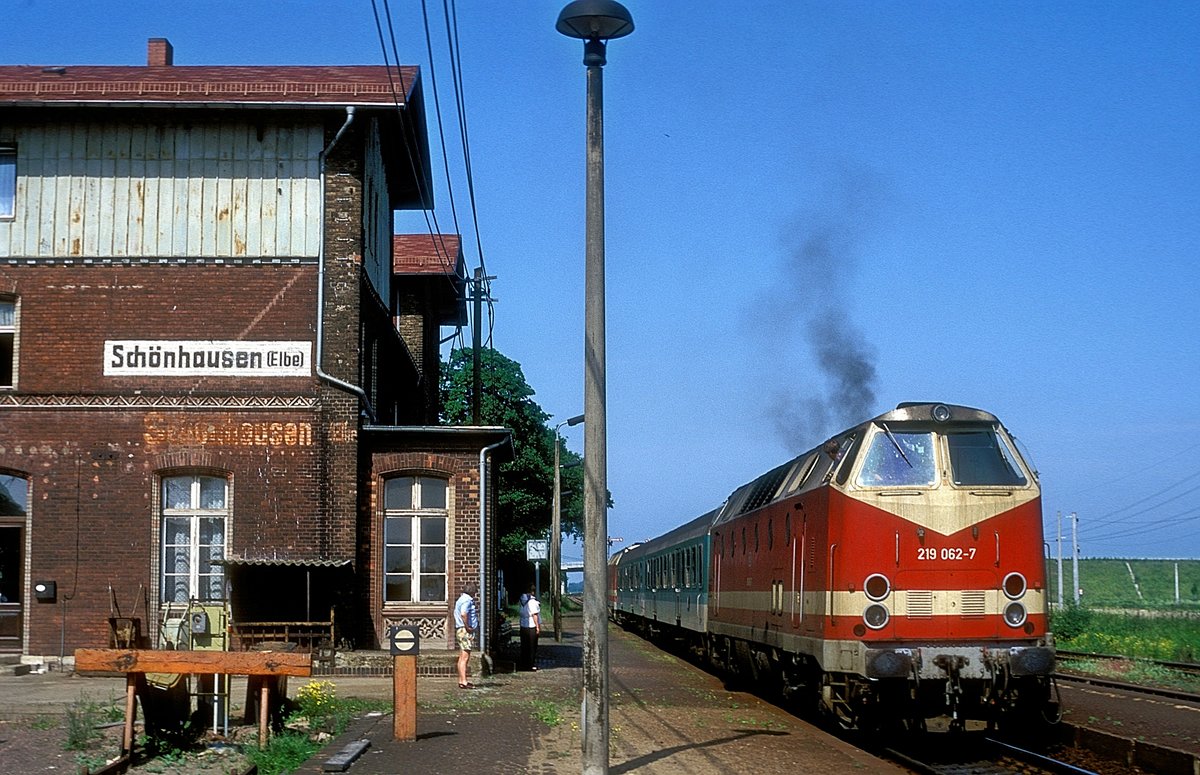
left=518, top=584, right=541, bottom=671
left=453, top=581, right=479, bottom=688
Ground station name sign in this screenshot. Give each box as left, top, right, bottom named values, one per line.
left=104, top=340, right=312, bottom=377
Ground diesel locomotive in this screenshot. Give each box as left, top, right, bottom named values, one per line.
left=608, top=402, right=1057, bottom=731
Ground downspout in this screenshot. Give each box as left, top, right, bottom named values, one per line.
left=316, top=105, right=377, bottom=422
left=478, top=438, right=507, bottom=666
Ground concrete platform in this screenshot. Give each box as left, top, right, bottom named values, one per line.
left=296, top=614, right=903, bottom=775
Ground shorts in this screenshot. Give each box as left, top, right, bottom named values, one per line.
left=456, top=627, right=474, bottom=652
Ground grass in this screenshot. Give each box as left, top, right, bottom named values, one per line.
left=246, top=731, right=322, bottom=775
left=1046, top=558, right=1200, bottom=609
left=1052, top=607, right=1200, bottom=662
left=1060, top=656, right=1200, bottom=693
left=64, top=693, right=119, bottom=751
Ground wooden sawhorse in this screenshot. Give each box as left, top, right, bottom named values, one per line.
left=74, top=648, right=312, bottom=750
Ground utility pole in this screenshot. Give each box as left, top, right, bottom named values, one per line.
left=1056, top=510, right=1064, bottom=608
left=1071, top=511, right=1080, bottom=605
left=467, top=268, right=496, bottom=426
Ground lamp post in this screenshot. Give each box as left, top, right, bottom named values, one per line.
left=556, top=3, right=633, bottom=773
left=552, top=414, right=584, bottom=643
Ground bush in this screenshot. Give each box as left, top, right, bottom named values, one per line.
left=1050, top=603, right=1092, bottom=642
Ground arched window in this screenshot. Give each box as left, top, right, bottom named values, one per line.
left=383, top=475, right=448, bottom=604
left=161, top=474, right=228, bottom=603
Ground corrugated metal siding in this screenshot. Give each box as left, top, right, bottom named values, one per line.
left=0, top=121, right=321, bottom=258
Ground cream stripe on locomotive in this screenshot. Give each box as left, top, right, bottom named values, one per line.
left=713, top=588, right=1046, bottom=618
left=843, top=486, right=1039, bottom=537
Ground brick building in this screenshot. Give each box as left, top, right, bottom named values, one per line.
left=0, top=39, right=509, bottom=662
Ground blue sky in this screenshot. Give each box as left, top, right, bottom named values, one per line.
left=6, top=1, right=1199, bottom=558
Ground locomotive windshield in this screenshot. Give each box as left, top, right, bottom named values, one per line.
left=855, top=429, right=937, bottom=487
left=946, top=429, right=1027, bottom=486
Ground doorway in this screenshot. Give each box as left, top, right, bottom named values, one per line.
left=0, top=525, right=22, bottom=651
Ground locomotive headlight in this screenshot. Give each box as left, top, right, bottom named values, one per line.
left=863, top=603, right=890, bottom=630
left=1002, top=572, right=1027, bottom=600
left=931, top=404, right=953, bottom=422
left=1004, top=601, right=1027, bottom=627
left=864, top=573, right=891, bottom=601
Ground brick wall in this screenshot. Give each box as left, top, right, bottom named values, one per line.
left=0, top=263, right=317, bottom=394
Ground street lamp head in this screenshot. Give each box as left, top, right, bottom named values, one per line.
left=566, top=413, right=585, bottom=427
left=557, top=0, right=634, bottom=67
left=556, top=0, right=634, bottom=41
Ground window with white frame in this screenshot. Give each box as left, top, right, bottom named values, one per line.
left=383, top=475, right=448, bottom=604
left=0, top=299, right=14, bottom=388
left=0, top=146, right=14, bottom=219
left=161, top=474, right=228, bottom=603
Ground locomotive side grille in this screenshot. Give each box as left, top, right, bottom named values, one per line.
left=960, top=590, right=987, bottom=617
left=906, top=590, right=933, bottom=618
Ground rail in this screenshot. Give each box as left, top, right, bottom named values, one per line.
left=883, top=736, right=1098, bottom=775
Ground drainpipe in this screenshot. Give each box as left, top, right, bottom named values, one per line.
left=316, top=106, right=376, bottom=422
left=478, top=439, right=507, bottom=664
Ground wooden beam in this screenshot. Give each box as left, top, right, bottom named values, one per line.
left=75, top=649, right=312, bottom=677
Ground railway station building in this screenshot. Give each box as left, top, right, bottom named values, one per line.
left=0, top=39, right=510, bottom=664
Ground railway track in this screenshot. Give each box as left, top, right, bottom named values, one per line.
left=883, top=735, right=1098, bottom=775
left=1055, top=649, right=1200, bottom=703
left=1057, top=649, right=1200, bottom=677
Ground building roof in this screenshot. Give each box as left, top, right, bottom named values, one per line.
left=0, top=64, right=420, bottom=108
left=393, top=233, right=463, bottom=276
left=0, top=39, right=431, bottom=208
left=393, top=233, right=468, bottom=326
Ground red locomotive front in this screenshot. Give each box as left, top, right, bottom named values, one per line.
left=707, top=403, right=1056, bottom=730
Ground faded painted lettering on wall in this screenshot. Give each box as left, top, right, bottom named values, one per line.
left=105, top=340, right=311, bottom=377
left=143, top=413, right=313, bottom=448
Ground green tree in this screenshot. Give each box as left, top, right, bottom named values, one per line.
left=440, top=348, right=585, bottom=589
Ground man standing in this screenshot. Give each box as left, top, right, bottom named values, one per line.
left=519, top=584, right=541, bottom=671
left=454, top=581, right=479, bottom=688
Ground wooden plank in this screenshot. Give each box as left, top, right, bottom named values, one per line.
left=37, top=127, right=57, bottom=255
left=75, top=648, right=312, bottom=676
left=123, top=674, right=136, bottom=753
left=259, top=681, right=269, bottom=747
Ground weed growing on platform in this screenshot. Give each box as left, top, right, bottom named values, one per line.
left=247, top=731, right=320, bottom=775
left=64, top=693, right=106, bottom=750
left=532, top=700, right=562, bottom=727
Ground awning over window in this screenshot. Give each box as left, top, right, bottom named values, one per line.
left=217, top=557, right=351, bottom=568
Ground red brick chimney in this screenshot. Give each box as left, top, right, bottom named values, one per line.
left=147, top=38, right=173, bottom=67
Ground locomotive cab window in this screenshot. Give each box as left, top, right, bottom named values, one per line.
left=855, top=428, right=937, bottom=487
left=946, top=430, right=1027, bottom=486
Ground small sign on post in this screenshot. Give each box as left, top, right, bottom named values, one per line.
left=388, top=625, right=420, bottom=741
left=527, top=539, right=549, bottom=599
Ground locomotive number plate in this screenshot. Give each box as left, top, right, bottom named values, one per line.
left=917, top=547, right=977, bottom=561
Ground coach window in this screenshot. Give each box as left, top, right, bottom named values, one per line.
left=383, top=476, right=448, bottom=604
left=0, top=298, right=15, bottom=389
left=161, top=475, right=229, bottom=603
left=0, top=145, right=14, bottom=219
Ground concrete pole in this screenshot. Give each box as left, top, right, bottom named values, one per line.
left=581, top=43, right=610, bottom=775
left=1071, top=512, right=1080, bottom=604
left=553, top=432, right=563, bottom=642
left=1056, top=510, right=1064, bottom=608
